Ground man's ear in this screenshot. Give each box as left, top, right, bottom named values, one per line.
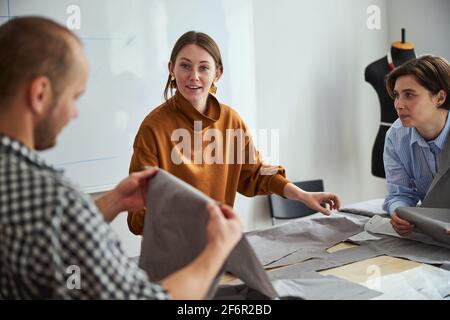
left=28, top=76, right=52, bottom=116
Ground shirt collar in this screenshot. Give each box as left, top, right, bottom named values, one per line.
left=0, top=133, right=59, bottom=172
left=410, top=128, right=427, bottom=147
left=432, top=113, right=450, bottom=149
left=172, top=90, right=221, bottom=129
left=410, top=113, right=450, bottom=150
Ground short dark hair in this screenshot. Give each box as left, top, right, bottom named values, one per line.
left=0, top=16, right=81, bottom=106
left=385, top=55, right=450, bottom=110
left=164, top=31, right=223, bottom=101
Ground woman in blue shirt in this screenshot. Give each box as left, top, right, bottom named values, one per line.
left=383, top=55, right=450, bottom=236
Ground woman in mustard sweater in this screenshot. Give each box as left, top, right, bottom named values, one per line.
left=128, top=31, right=341, bottom=234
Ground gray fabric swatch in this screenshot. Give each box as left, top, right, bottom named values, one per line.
left=263, top=246, right=329, bottom=269
left=422, top=131, right=450, bottom=208
left=396, top=207, right=450, bottom=245
left=262, top=236, right=450, bottom=288
left=219, top=270, right=382, bottom=300
left=244, top=211, right=450, bottom=285
left=422, top=168, right=450, bottom=208
left=441, top=262, right=450, bottom=271
left=359, top=215, right=450, bottom=249
left=214, top=284, right=279, bottom=300
left=339, top=198, right=390, bottom=218
left=348, top=230, right=382, bottom=242
left=246, top=212, right=366, bottom=268
left=138, top=169, right=277, bottom=299
left=271, top=274, right=382, bottom=300
left=224, top=237, right=279, bottom=299
left=262, top=245, right=384, bottom=276
left=219, top=208, right=450, bottom=299
left=362, top=236, right=450, bottom=265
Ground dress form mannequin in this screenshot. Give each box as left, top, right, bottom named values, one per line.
left=365, top=29, right=416, bottom=178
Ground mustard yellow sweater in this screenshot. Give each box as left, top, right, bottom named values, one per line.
left=128, top=91, right=289, bottom=234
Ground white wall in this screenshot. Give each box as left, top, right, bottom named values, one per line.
left=237, top=0, right=390, bottom=230
left=237, top=0, right=450, bottom=231
left=101, top=0, right=450, bottom=256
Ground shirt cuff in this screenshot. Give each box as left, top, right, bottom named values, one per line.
left=388, top=201, right=412, bottom=216
left=269, top=174, right=290, bottom=197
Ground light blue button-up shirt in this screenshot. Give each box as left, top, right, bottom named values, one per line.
left=382, top=116, right=450, bottom=215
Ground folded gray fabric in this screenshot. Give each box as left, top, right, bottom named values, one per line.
left=262, top=246, right=327, bottom=269
left=422, top=133, right=450, bottom=208
left=441, top=262, right=450, bottom=271
left=214, top=284, right=278, bottom=300
left=223, top=209, right=450, bottom=299
left=263, top=245, right=384, bottom=276
left=339, top=198, right=390, bottom=218
left=138, top=169, right=277, bottom=299
left=271, top=274, right=382, bottom=300
left=348, top=230, right=382, bottom=242
left=245, top=211, right=450, bottom=282
left=355, top=214, right=450, bottom=249
left=224, top=237, right=279, bottom=298
left=363, top=236, right=450, bottom=265
left=246, top=212, right=366, bottom=268
left=218, top=270, right=381, bottom=300
left=396, top=207, right=450, bottom=245
left=265, top=264, right=382, bottom=300
left=346, top=217, right=450, bottom=265
left=422, top=169, right=450, bottom=208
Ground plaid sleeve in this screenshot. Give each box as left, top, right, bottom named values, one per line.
left=48, top=186, right=170, bottom=300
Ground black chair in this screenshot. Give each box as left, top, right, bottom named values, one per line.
left=268, top=179, right=324, bottom=225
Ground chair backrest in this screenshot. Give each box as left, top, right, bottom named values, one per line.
left=268, top=179, right=324, bottom=224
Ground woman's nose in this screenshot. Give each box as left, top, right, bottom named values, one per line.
left=190, top=69, right=200, bottom=81
left=395, top=99, right=405, bottom=110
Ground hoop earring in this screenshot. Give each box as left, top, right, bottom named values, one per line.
left=209, top=83, right=217, bottom=94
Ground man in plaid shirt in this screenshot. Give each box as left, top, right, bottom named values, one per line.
left=0, top=17, right=242, bottom=300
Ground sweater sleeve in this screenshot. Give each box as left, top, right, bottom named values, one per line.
left=236, top=122, right=290, bottom=198
left=127, top=124, right=159, bottom=235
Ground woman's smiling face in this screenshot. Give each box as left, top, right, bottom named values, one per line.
left=170, top=44, right=221, bottom=111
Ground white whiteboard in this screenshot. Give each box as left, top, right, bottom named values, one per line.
left=0, top=0, right=257, bottom=193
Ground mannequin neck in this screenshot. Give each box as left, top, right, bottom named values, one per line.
left=391, top=45, right=416, bottom=67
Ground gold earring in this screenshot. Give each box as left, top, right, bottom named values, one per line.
left=170, top=76, right=177, bottom=89
left=209, top=82, right=217, bottom=94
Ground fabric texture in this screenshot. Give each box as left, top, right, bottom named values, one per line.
left=218, top=271, right=382, bottom=300
left=383, top=116, right=450, bottom=215
left=138, top=169, right=278, bottom=300
left=246, top=212, right=367, bottom=268
left=396, top=207, right=450, bottom=245
left=422, top=123, right=450, bottom=208
left=0, top=135, right=169, bottom=300
left=127, top=90, right=289, bottom=235
left=271, top=275, right=381, bottom=300
left=244, top=210, right=450, bottom=278
left=223, top=200, right=450, bottom=299
left=340, top=198, right=389, bottom=218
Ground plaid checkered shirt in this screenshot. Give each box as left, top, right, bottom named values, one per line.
left=0, top=134, right=170, bottom=299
